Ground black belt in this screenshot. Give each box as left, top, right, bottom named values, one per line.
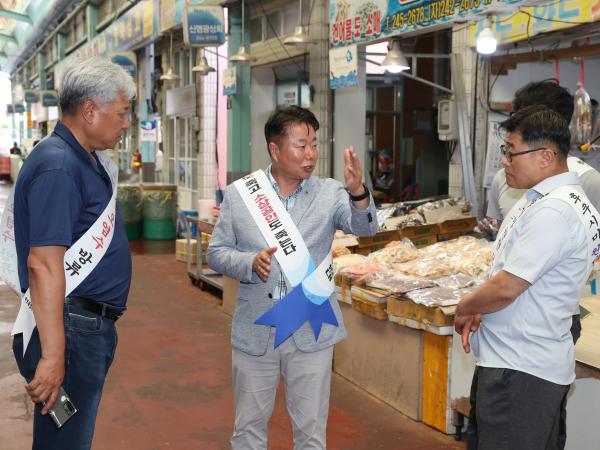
left=65, top=296, right=125, bottom=322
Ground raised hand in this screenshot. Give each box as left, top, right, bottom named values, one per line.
left=344, top=146, right=363, bottom=195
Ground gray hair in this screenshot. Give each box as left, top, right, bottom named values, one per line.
left=59, top=57, right=136, bottom=115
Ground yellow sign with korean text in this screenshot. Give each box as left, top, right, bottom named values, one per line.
left=470, top=0, right=600, bottom=45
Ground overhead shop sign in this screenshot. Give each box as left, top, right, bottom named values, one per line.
left=159, top=0, right=179, bottom=33
left=56, top=0, right=154, bottom=87
left=329, top=45, right=359, bottom=90
left=6, top=105, right=13, bottom=114
left=111, top=52, right=138, bottom=78
left=41, top=90, right=59, bottom=107
left=24, top=90, right=40, bottom=104
left=329, top=0, right=530, bottom=47
left=14, top=104, right=26, bottom=114
left=70, top=0, right=154, bottom=60
left=183, top=4, right=225, bottom=46
left=470, top=0, right=600, bottom=46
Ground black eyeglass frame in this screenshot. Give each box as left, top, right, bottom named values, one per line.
left=500, top=145, right=554, bottom=163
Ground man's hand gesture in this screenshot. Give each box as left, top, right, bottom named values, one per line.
left=344, top=146, right=363, bottom=196
left=253, top=247, right=277, bottom=282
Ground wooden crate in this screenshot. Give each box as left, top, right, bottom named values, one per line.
left=387, top=297, right=454, bottom=327
left=350, top=286, right=388, bottom=320
left=437, top=217, right=478, bottom=234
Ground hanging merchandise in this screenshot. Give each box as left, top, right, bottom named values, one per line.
left=570, top=58, right=592, bottom=148
left=132, top=150, right=142, bottom=170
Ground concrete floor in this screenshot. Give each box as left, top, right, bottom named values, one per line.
left=0, top=181, right=465, bottom=450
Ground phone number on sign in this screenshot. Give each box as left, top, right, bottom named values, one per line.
left=384, top=0, right=491, bottom=32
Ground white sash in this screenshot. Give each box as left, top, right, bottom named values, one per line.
left=0, top=152, right=119, bottom=355
left=567, top=156, right=595, bottom=177
left=493, top=185, right=600, bottom=276
left=233, top=170, right=334, bottom=305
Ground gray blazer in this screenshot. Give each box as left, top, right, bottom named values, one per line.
left=207, top=172, right=378, bottom=356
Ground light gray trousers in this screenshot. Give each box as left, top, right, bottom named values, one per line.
left=231, top=333, right=334, bottom=450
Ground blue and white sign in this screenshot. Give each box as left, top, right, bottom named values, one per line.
left=223, top=67, right=237, bottom=96
left=183, top=4, right=225, bottom=47
left=329, top=45, right=358, bottom=90
left=111, top=52, right=138, bottom=78
left=140, top=120, right=157, bottom=142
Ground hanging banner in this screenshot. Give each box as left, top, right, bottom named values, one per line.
left=41, top=90, right=59, bottom=107
left=223, top=67, right=237, bottom=96
left=140, top=120, right=157, bottom=142
left=470, top=0, right=600, bottom=46
left=329, top=45, right=358, bottom=90
left=24, top=90, right=40, bottom=104
left=159, top=0, right=179, bottom=33
left=55, top=0, right=154, bottom=85
left=183, top=4, right=226, bottom=46
left=111, top=52, right=138, bottom=78
left=329, top=0, right=533, bottom=48
left=14, top=104, right=25, bottom=114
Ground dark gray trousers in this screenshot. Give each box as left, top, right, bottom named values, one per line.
left=467, top=367, right=570, bottom=450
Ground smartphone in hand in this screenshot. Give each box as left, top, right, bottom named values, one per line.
left=45, top=386, right=77, bottom=428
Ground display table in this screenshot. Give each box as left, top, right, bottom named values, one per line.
left=334, top=302, right=423, bottom=420
left=185, top=218, right=223, bottom=291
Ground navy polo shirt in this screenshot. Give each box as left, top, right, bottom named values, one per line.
left=13, top=122, right=131, bottom=307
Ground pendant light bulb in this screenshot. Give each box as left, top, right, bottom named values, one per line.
left=228, top=0, right=257, bottom=65
left=160, top=32, right=180, bottom=81
left=192, top=49, right=216, bottom=75
left=382, top=40, right=409, bottom=73
left=476, top=18, right=497, bottom=55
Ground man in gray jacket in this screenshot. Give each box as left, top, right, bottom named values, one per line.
left=208, top=106, right=377, bottom=449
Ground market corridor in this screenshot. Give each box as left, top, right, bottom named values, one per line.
left=0, top=216, right=464, bottom=448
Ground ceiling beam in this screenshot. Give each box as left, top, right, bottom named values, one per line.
left=0, top=33, right=17, bottom=44
left=0, top=8, right=33, bottom=24
left=492, top=43, right=600, bottom=67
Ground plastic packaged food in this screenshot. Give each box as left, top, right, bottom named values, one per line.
left=570, top=84, right=592, bottom=146
left=368, top=238, right=419, bottom=267
left=360, top=270, right=434, bottom=294
left=405, top=286, right=475, bottom=307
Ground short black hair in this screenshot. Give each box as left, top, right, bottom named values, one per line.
left=500, top=105, right=571, bottom=159
left=264, top=106, right=319, bottom=152
left=513, top=79, right=574, bottom=123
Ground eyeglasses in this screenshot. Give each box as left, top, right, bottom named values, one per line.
left=500, top=145, right=550, bottom=163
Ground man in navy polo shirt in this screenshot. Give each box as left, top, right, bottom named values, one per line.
left=12, top=57, right=135, bottom=450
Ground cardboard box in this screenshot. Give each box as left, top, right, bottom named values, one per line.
left=422, top=206, right=466, bottom=224
left=175, top=239, right=207, bottom=263
left=357, top=230, right=398, bottom=247
left=335, top=274, right=352, bottom=304
left=350, top=286, right=388, bottom=320
left=387, top=297, right=455, bottom=327
left=437, top=231, right=483, bottom=242
left=407, top=234, right=437, bottom=248
left=397, top=224, right=440, bottom=239
left=437, top=217, right=478, bottom=234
